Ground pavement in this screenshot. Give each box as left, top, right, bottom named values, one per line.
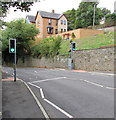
left=2, top=72, right=47, bottom=119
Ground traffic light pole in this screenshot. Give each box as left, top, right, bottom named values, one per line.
left=9, top=38, right=17, bottom=82
left=69, top=41, right=73, bottom=70
left=14, top=39, right=16, bottom=82
left=14, top=49, right=16, bottom=82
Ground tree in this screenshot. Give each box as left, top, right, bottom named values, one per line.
left=0, top=0, right=40, bottom=16
left=0, top=1, right=40, bottom=28
left=64, top=2, right=111, bottom=30
left=64, top=8, right=76, bottom=30
left=105, top=13, right=116, bottom=23
left=1, top=19, right=38, bottom=63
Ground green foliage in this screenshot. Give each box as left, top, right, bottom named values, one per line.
left=0, top=1, right=34, bottom=17
left=59, top=40, right=70, bottom=55
left=31, top=36, right=62, bottom=58
left=64, top=8, right=76, bottom=30
left=64, top=2, right=111, bottom=30
left=105, top=13, right=116, bottom=24
left=59, top=32, right=115, bottom=55
left=1, top=19, right=38, bottom=63
left=71, top=32, right=76, bottom=39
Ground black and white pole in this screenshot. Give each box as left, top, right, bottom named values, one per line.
left=9, top=38, right=16, bottom=82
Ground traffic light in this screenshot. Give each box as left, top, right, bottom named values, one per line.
left=9, top=39, right=16, bottom=53
left=72, top=42, right=76, bottom=51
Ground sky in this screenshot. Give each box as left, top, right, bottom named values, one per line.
left=4, top=0, right=116, bottom=22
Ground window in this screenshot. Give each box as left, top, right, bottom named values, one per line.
left=64, top=29, right=66, bottom=32
left=47, top=27, right=53, bottom=34
left=61, top=29, right=63, bottom=33
left=61, top=20, right=63, bottom=24
left=55, top=29, right=58, bottom=34
left=38, top=28, right=40, bottom=33
left=48, top=19, right=52, bottom=25
left=64, top=20, right=66, bottom=25
left=56, top=20, right=58, bottom=26
left=38, top=19, right=40, bottom=26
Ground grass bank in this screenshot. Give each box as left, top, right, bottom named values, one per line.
left=59, top=32, right=115, bottom=55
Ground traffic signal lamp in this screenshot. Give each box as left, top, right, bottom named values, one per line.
left=9, top=39, right=16, bottom=53
left=72, top=42, right=76, bottom=51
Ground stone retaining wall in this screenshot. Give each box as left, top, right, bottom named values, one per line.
left=17, top=47, right=115, bottom=72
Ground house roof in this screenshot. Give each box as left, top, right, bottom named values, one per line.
left=26, top=15, right=35, bottom=23
left=38, top=10, right=61, bottom=19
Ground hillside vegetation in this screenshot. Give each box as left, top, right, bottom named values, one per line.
left=59, top=32, right=115, bottom=55
left=32, top=32, right=115, bottom=58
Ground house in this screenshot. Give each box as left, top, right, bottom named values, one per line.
left=26, top=10, right=68, bottom=39
left=26, top=15, right=35, bottom=24
left=26, top=10, right=104, bottom=41
left=35, top=10, right=68, bottom=39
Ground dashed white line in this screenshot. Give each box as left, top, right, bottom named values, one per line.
left=83, top=80, right=104, bottom=87
left=31, top=77, right=67, bottom=83
left=44, top=99, right=73, bottom=118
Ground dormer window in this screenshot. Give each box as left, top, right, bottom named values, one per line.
left=48, top=19, right=52, bottom=25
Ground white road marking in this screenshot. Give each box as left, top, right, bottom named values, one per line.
left=88, top=72, right=114, bottom=76
left=28, top=82, right=45, bottom=99
left=58, top=69, right=66, bottom=71
left=40, top=88, right=45, bottom=99
left=28, top=81, right=73, bottom=118
left=83, top=80, right=104, bottom=87
left=21, top=80, right=50, bottom=119
left=28, top=82, right=41, bottom=89
left=0, top=112, right=2, bottom=116
left=34, top=71, right=37, bottom=73
left=30, top=77, right=67, bottom=83
left=106, top=87, right=116, bottom=90
left=44, top=99, right=73, bottom=118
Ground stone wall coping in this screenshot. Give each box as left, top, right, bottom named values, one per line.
left=76, top=45, right=115, bottom=52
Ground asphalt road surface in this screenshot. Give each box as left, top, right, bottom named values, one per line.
left=2, top=67, right=115, bottom=119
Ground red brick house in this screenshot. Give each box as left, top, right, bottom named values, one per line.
left=26, top=10, right=68, bottom=39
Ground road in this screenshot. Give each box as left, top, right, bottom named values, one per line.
left=2, top=67, right=115, bottom=119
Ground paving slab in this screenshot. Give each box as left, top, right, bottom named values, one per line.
left=2, top=74, right=46, bottom=119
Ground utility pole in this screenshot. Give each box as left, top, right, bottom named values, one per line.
left=93, top=3, right=96, bottom=28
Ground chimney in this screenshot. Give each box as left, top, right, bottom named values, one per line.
left=52, top=10, right=55, bottom=13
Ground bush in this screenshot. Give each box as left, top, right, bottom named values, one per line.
left=31, top=36, right=62, bottom=58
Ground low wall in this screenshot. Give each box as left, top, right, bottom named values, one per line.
left=98, top=26, right=116, bottom=33
left=17, top=47, right=115, bottom=72
left=51, top=28, right=104, bottom=39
